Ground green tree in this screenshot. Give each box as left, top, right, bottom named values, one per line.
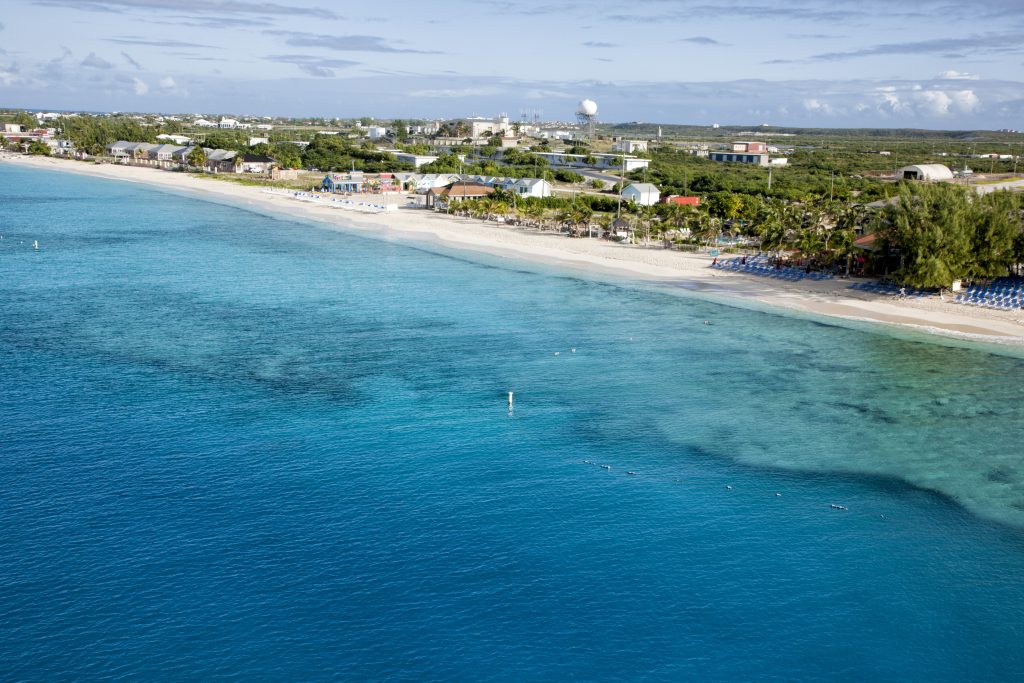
left=272, top=142, right=303, bottom=169
left=27, top=140, right=51, bottom=156
left=14, top=111, right=36, bottom=129
left=392, top=119, right=408, bottom=143
left=877, top=183, right=974, bottom=288
left=187, top=146, right=207, bottom=169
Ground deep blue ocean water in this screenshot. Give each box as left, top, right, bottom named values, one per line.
left=2, top=164, right=1024, bottom=681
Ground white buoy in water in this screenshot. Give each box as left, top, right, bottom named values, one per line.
left=508, top=391, right=514, bottom=410
left=33, top=240, right=39, bottom=250
left=570, top=348, right=576, bottom=353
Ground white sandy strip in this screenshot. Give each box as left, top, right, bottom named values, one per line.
left=7, top=154, right=1024, bottom=346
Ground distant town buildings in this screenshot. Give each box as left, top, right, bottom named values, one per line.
left=709, top=141, right=770, bottom=166
left=533, top=151, right=651, bottom=172
left=611, top=140, right=648, bottom=154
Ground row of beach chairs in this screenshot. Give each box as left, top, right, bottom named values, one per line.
left=710, top=256, right=834, bottom=281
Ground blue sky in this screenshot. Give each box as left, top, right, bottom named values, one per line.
left=1, top=0, right=1023, bottom=128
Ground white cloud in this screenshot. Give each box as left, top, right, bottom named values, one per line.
left=159, top=76, right=176, bottom=89
left=917, top=90, right=953, bottom=115
left=132, top=77, right=148, bottom=95
left=0, top=64, right=19, bottom=86
left=937, top=70, right=980, bottom=80
left=950, top=89, right=980, bottom=111
left=872, top=85, right=980, bottom=117
left=803, top=98, right=835, bottom=114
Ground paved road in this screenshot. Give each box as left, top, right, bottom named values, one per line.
left=971, top=178, right=1024, bottom=194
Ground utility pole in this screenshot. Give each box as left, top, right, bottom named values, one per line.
left=829, top=170, right=834, bottom=203
left=616, top=154, right=625, bottom=216
left=767, top=165, right=772, bottom=191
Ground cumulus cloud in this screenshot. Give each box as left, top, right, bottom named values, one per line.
left=803, top=98, right=836, bottom=115
left=132, top=77, right=148, bottom=95
left=159, top=76, right=176, bottom=88
left=873, top=85, right=980, bottom=117
left=81, top=52, right=114, bottom=69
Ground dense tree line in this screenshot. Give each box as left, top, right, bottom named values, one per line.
left=301, top=134, right=412, bottom=173
left=875, top=184, right=1024, bottom=288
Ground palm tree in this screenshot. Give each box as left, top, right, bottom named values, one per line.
left=694, top=212, right=723, bottom=250
left=187, top=146, right=207, bottom=171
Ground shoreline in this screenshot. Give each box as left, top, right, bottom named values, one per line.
left=7, top=154, right=1024, bottom=348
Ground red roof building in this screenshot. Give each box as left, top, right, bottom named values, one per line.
left=661, top=195, right=701, bottom=206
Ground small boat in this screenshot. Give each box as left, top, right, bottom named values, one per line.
left=725, top=485, right=733, bottom=490
left=600, top=464, right=611, bottom=470
left=830, top=504, right=848, bottom=510
left=627, top=471, right=637, bottom=475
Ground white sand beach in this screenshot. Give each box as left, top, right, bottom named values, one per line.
left=8, top=154, right=1024, bottom=346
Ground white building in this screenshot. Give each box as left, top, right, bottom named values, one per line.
left=393, top=152, right=439, bottom=169
left=612, top=140, right=648, bottom=154
left=621, top=183, right=661, bottom=206
left=255, top=124, right=274, bottom=130
left=509, top=178, right=553, bottom=198
left=194, top=118, right=217, bottom=127
left=896, top=164, right=955, bottom=181
left=219, top=118, right=240, bottom=129
left=156, top=134, right=191, bottom=145
left=248, top=137, right=270, bottom=147
left=366, top=126, right=388, bottom=140
left=533, top=151, right=650, bottom=172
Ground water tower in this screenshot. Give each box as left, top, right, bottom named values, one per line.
left=576, top=99, right=598, bottom=141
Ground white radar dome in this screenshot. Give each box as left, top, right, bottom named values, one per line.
left=578, top=99, right=598, bottom=116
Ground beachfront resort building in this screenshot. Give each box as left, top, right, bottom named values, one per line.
left=425, top=182, right=495, bottom=209
left=238, top=154, right=276, bottom=174
left=621, top=183, right=661, bottom=206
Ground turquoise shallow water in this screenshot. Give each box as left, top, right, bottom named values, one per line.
left=2, top=164, right=1024, bottom=680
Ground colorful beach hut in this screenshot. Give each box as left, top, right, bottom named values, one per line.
left=322, top=174, right=364, bottom=193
